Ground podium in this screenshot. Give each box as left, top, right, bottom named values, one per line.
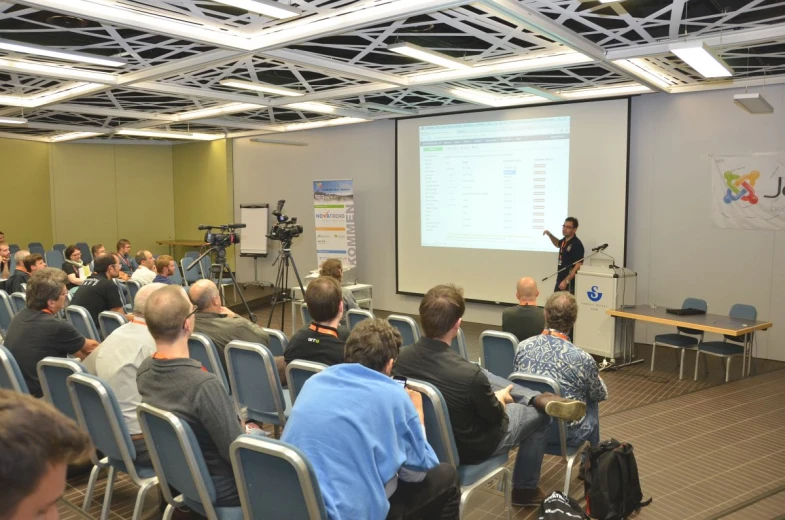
left=574, top=265, right=636, bottom=360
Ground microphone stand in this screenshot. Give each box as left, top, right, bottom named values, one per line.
left=541, top=246, right=609, bottom=284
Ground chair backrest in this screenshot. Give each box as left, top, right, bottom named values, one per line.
left=188, top=333, right=230, bottom=393
left=65, top=305, right=101, bottom=342
left=169, top=262, right=184, bottom=286
left=125, top=280, right=142, bottom=308
left=677, top=297, right=708, bottom=335
left=52, top=243, right=67, bottom=253
left=185, top=251, right=200, bottom=261
left=0, top=291, right=15, bottom=334
left=198, top=256, right=213, bottom=281
left=508, top=372, right=567, bottom=456
left=8, top=254, right=15, bottom=272
left=67, top=373, right=139, bottom=474
left=225, top=341, right=287, bottom=426
left=9, top=292, right=25, bottom=314
left=45, top=250, right=65, bottom=270
left=262, top=328, right=288, bottom=357
left=112, top=279, right=129, bottom=312
left=405, top=379, right=459, bottom=466
left=0, top=344, right=29, bottom=393
left=99, top=311, right=128, bottom=339
left=387, top=315, right=421, bottom=346
left=75, top=242, right=92, bottom=265
left=28, top=242, right=45, bottom=255
left=300, top=305, right=312, bottom=327
left=181, top=258, right=201, bottom=286
left=8, top=244, right=20, bottom=256
left=726, top=303, right=758, bottom=343
left=285, top=360, right=327, bottom=405
left=347, top=308, right=374, bottom=330
left=480, top=331, right=518, bottom=379
left=37, top=357, right=85, bottom=421
left=231, top=436, right=328, bottom=520
left=450, top=328, right=469, bottom=360
left=137, top=403, right=219, bottom=517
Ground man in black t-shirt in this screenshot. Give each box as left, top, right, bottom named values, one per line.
left=4, top=268, right=98, bottom=396
left=70, top=253, right=127, bottom=326
left=502, top=277, right=545, bottom=342
left=543, top=217, right=584, bottom=294
left=284, top=276, right=350, bottom=367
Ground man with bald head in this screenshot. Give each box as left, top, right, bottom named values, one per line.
left=502, top=277, right=545, bottom=342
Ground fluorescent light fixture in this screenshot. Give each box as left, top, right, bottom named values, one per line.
left=219, top=79, right=304, bottom=97
left=0, top=57, right=116, bottom=84
left=359, top=102, right=416, bottom=115
left=176, top=102, right=263, bottom=121
left=50, top=131, right=104, bottom=142
left=598, top=0, right=622, bottom=3
left=213, top=0, right=300, bottom=18
left=562, top=84, right=651, bottom=99
left=388, top=42, right=470, bottom=70
left=0, top=83, right=105, bottom=108
left=0, top=116, right=28, bottom=124
left=280, top=117, right=368, bottom=132
left=670, top=41, right=732, bottom=78
left=285, top=102, right=337, bottom=114
left=613, top=58, right=676, bottom=90
left=448, top=87, right=547, bottom=107
left=734, top=93, right=774, bottom=114
left=116, top=129, right=223, bottom=141
left=0, top=37, right=126, bottom=67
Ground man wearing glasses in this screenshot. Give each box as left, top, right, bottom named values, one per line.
left=71, top=253, right=129, bottom=325
left=543, top=217, right=584, bottom=294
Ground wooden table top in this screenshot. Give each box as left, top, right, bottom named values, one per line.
left=156, top=240, right=207, bottom=247
left=607, top=305, right=773, bottom=336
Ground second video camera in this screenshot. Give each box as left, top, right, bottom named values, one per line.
left=198, top=223, right=245, bottom=247
left=268, top=199, right=303, bottom=242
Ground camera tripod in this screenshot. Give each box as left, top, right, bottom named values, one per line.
left=189, top=246, right=257, bottom=323
left=267, top=241, right=306, bottom=330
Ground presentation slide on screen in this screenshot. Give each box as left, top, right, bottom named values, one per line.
left=420, top=117, right=570, bottom=252
left=397, top=99, right=629, bottom=304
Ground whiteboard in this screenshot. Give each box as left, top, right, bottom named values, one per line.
left=239, top=204, right=269, bottom=256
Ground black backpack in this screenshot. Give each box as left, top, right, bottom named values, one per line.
left=584, top=439, right=652, bottom=519
left=538, top=491, right=588, bottom=520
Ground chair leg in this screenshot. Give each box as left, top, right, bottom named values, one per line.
left=82, top=464, right=101, bottom=511
left=694, top=351, right=701, bottom=381
left=131, top=480, right=157, bottom=520
left=503, top=470, right=512, bottom=520
left=100, top=466, right=117, bottom=520
left=650, top=343, right=657, bottom=371
left=564, top=457, right=575, bottom=495
left=459, top=486, right=472, bottom=519
left=679, top=349, right=685, bottom=380
left=162, top=505, right=175, bottom=520
left=726, top=358, right=731, bottom=383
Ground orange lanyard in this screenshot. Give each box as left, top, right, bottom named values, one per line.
left=542, top=329, right=570, bottom=341
left=309, top=323, right=338, bottom=337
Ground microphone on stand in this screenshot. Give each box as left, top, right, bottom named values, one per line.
left=592, top=243, right=608, bottom=252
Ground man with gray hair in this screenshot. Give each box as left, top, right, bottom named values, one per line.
left=5, top=249, right=30, bottom=294
left=93, top=283, right=166, bottom=466
left=513, top=291, right=608, bottom=449
left=131, top=250, right=156, bottom=285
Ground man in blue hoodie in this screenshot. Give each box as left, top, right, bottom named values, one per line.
left=282, top=318, right=460, bottom=519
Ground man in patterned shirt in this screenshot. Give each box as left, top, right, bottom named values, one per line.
left=513, top=291, right=608, bottom=448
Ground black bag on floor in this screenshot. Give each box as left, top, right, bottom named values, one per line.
left=538, top=491, right=588, bottom=519
left=584, top=439, right=652, bottom=519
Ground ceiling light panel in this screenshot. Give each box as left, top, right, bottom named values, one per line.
left=388, top=42, right=470, bottom=70
left=669, top=41, right=732, bottom=78
left=213, top=0, right=300, bottom=19
left=0, top=38, right=126, bottom=67
left=220, top=79, right=304, bottom=97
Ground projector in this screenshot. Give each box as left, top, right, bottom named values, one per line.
left=734, top=93, right=773, bottom=114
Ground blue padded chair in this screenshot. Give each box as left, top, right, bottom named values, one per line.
left=480, top=331, right=518, bottom=379
left=188, top=333, right=230, bottom=394
left=300, top=305, right=312, bottom=328
left=137, top=403, right=242, bottom=520
left=112, top=279, right=132, bottom=314
left=125, top=280, right=142, bottom=309
left=53, top=243, right=67, bottom=253
left=76, top=242, right=92, bottom=265
left=387, top=315, right=421, bottom=347
left=0, top=344, right=29, bottom=393
left=225, top=341, right=289, bottom=435
left=262, top=328, right=288, bottom=357
left=347, top=308, right=374, bottom=330
left=509, top=373, right=590, bottom=495
left=285, top=360, right=327, bottom=405
left=9, top=292, right=25, bottom=314
left=99, top=311, right=128, bottom=339
left=0, top=290, right=15, bottom=335
left=45, top=249, right=65, bottom=270
left=651, top=297, right=707, bottom=379
left=231, top=436, right=328, bottom=520
left=184, top=251, right=200, bottom=261
left=169, top=262, right=184, bottom=286
left=450, top=328, right=469, bottom=360
left=181, top=257, right=201, bottom=287
left=28, top=242, right=45, bottom=255
left=198, top=256, right=234, bottom=297
left=407, top=379, right=511, bottom=519
left=37, top=357, right=86, bottom=422
left=694, top=303, right=757, bottom=383
left=8, top=243, right=20, bottom=256
left=67, top=373, right=158, bottom=520
left=65, top=305, right=101, bottom=342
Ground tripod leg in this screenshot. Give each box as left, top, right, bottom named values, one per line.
left=224, top=268, right=256, bottom=323
left=288, top=254, right=307, bottom=296
left=267, top=255, right=287, bottom=328
left=281, top=255, right=290, bottom=331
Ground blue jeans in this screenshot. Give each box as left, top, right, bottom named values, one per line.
left=484, top=370, right=550, bottom=489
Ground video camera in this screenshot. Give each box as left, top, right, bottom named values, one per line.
left=268, top=199, right=303, bottom=243
left=198, top=223, right=245, bottom=247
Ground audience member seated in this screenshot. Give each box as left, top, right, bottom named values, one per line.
left=284, top=276, right=350, bottom=367
left=62, top=245, right=87, bottom=291
left=70, top=254, right=126, bottom=325
left=92, top=283, right=165, bottom=466
left=283, top=318, right=460, bottom=519
left=0, top=230, right=5, bottom=242
left=137, top=286, right=244, bottom=507
left=131, top=250, right=156, bottom=285
left=394, top=284, right=586, bottom=506
left=152, top=255, right=177, bottom=285
left=5, top=250, right=30, bottom=294
left=0, top=389, right=92, bottom=520
left=188, top=279, right=283, bottom=380
left=4, top=268, right=98, bottom=397
left=514, top=292, right=608, bottom=449
left=116, top=239, right=133, bottom=279
left=88, top=244, right=105, bottom=273
left=319, top=258, right=359, bottom=327
left=502, top=277, right=545, bottom=342
left=0, top=241, right=10, bottom=279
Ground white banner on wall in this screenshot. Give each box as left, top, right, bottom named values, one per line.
left=711, top=153, right=785, bottom=230
left=313, top=179, right=356, bottom=268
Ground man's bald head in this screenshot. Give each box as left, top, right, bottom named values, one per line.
left=516, top=277, right=539, bottom=303
left=189, top=279, right=220, bottom=311
left=133, top=283, right=166, bottom=319
left=145, top=286, right=192, bottom=344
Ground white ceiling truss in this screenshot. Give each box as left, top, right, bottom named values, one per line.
left=0, top=0, right=784, bottom=142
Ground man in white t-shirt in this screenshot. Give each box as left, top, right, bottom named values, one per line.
left=131, top=250, right=156, bottom=285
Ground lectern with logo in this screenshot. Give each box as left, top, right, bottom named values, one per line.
left=574, top=265, right=637, bottom=360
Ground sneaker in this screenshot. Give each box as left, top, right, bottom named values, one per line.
left=511, top=487, right=547, bottom=507
left=543, top=398, right=586, bottom=422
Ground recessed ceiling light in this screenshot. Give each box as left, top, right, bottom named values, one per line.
left=388, top=42, right=470, bottom=70
left=213, top=0, right=300, bottom=19
left=176, top=103, right=263, bottom=121
left=0, top=37, right=126, bottom=67
left=448, top=87, right=547, bottom=107
left=284, top=102, right=337, bottom=114
left=219, top=79, right=304, bottom=97
left=562, top=84, right=651, bottom=99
